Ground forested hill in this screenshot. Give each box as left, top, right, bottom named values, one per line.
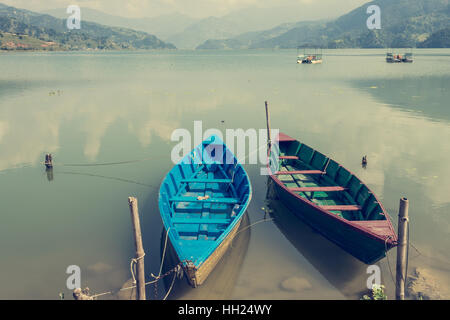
left=418, top=27, right=450, bottom=48
left=0, top=3, right=176, bottom=51
left=197, top=0, right=450, bottom=49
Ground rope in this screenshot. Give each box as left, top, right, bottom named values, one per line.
left=130, top=253, right=146, bottom=285
left=228, top=216, right=275, bottom=251
left=73, top=203, right=275, bottom=300
left=90, top=243, right=179, bottom=299
left=58, top=171, right=156, bottom=188
left=41, top=155, right=166, bottom=168
left=234, top=217, right=274, bottom=237
left=159, top=228, right=170, bottom=278
left=162, top=269, right=178, bottom=300
left=236, top=142, right=268, bottom=164
left=89, top=263, right=181, bottom=299
left=384, top=236, right=396, bottom=285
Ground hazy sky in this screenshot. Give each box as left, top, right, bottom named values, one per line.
left=2, top=0, right=370, bottom=18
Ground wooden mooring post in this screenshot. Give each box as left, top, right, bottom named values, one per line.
left=44, top=153, right=53, bottom=169
left=128, top=197, right=146, bottom=300
left=396, top=197, right=409, bottom=300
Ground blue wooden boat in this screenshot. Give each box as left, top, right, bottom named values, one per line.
left=158, top=135, right=252, bottom=287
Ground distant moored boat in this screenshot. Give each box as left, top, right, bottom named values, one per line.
left=386, top=49, right=413, bottom=63
left=297, top=47, right=323, bottom=64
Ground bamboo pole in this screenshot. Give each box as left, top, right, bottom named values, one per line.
left=128, top=197, right=146, bottom=300
left=265, top=101, right=271, bottom=149
left=396, top=197, right=409, bottom=300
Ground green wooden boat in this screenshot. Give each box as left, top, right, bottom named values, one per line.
left=268, top=132, right=398, bottom=264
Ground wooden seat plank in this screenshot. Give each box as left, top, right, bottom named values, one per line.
left=170, top=197, right=239, bottom=204
left=181, top=179, right=232, bottom=183
left=290, top=186, right=346, bottom=192
left=275, top=170, right=324, bottom=175
left=320, top=205, right=362, bottom=211
left=172, top=218, right=231, bottom=224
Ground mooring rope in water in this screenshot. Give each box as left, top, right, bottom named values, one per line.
left=234, top=217, right=274, bottom=238
left=155, top=227, right=171, bottom=280
left=237, top=143, right=268, bottom=164
left=406, top=240, right=450, bottom=269
left=41, top=155, right=167, bottom=168
left=150, top=227, right=171, bottom=299
left=88, top=227, right=176, bottom=300
left=83, top=213, right=274, bottom=300
left=88, top=263, right=182, bottom=300
left=384, top=236, right=396, bottom=285
left=163, top=271, right=178, bottom=301
left=58, top=171, right=156, bottom=188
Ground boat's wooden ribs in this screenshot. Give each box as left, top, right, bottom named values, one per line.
left=274, top=170, right=324, bottom=175
left=289, top=186, right=346, bottom=192
left=320, top=205, right=362, bottom=211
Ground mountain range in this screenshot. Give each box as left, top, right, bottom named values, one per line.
left=1, top=0, right=449, bottom=51
left=0, top=3, right=175, bottom=51
left=197, top=0, right=450, bottom=49
left=165, top=6, right=338, bottom=49
left=44, top=4, right=347, bottom=49
left=43, top=8, right=197, bottom=40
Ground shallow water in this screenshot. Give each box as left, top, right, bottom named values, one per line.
left=0, top=49, right=449, bottom=299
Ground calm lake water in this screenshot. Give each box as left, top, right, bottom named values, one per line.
left=0, top=49, right=449, bottom=300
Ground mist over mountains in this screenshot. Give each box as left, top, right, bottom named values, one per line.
left=197, top=0, right=450, bottom=49
left=42, top=4, right=343, bottom=49
left=43, top=7, right=197, bottom=40
left=1, top=0, right=449, bottom=51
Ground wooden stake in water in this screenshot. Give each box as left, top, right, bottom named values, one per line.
left=396, top=197, right=409, bottom=300
left=128, top=197, right=146, bottom=300
left=45, top=154, right=53, bottom=169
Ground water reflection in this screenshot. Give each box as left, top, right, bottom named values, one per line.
left=159, top=213, right=251, bottom=300
left=265, top=179, right=383, bottom=299
left=353, top=76, right=450, bottom=123
left=0, top=50, right=448, bottom=299
left=45, top=167, right=54, bottom=182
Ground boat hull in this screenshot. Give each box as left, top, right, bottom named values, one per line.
left=183, top=217, right=242, bottom=287
left=158, top=135, right=252, bottom=287
left=270, top=177, right=393, bottom=264
left=298, top=59, right=323, bottom=64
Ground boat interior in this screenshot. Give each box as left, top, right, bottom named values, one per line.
left=159, top=136, right=251, bottom=261
left=271, top=139, right=387, bottom=222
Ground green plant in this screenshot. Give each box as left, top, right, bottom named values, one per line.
left=361, top=284, right=388, bottom=300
